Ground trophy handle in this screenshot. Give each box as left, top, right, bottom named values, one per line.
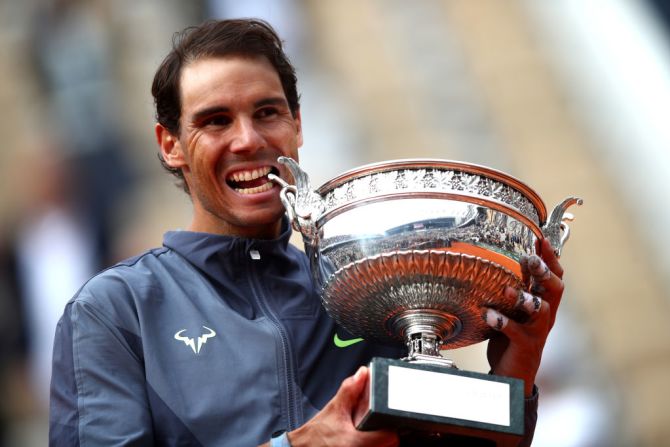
left=269, top=157, right=324, bottom=242
left=542, top=197, right=583, bottom=257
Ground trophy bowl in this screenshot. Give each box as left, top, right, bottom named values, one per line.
left=271, top=157, right=581, bottom=360
left=271, top=157, right=581, bottom=442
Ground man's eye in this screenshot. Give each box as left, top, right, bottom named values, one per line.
left=256, top=107, right=279, bottom=119
left=203, top=115, right=231, bottom=126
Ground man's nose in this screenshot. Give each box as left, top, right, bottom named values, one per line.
left=229, top=118, right=265, bottom=153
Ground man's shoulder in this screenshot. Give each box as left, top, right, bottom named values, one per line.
left=70, top=245, right=185, bottom=310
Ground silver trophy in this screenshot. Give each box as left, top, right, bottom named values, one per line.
left=270, top=157, right=581, bottom=445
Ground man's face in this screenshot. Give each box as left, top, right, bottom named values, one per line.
left=158, top=55, right=302, bottom=238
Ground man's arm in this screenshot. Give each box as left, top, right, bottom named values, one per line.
left=50, top=298, right=155, bottom=446
left=483, top=238, right=565, bottom=445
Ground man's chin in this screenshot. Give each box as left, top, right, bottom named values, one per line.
left=234, top=210, right=287, bottom=237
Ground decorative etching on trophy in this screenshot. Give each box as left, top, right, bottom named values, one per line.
left=321, top=167, right=541, bottom=227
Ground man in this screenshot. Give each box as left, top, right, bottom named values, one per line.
left=50, top=19, right=565, bottom=446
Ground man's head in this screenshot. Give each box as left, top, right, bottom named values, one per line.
left=152, top=19, right=300, bottom=193
left=152, top=19, right=303, bottom=239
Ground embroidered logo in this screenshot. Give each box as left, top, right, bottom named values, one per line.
left=174, top=326, right=216, bottom=354
left=333, top=333, right=364, bottom=348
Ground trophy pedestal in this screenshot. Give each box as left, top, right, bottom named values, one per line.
left=355, top=357, right=525, bottom=447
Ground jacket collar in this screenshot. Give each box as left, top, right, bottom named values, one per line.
left=162, top=217, right=295, bottom=274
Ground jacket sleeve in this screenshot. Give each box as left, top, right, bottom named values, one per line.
left=517, top=385, right=538, bottom=447
left=49, top=297, right=154, bottom=446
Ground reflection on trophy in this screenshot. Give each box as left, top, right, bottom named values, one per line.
left=270, top=157, right=581, bottom=446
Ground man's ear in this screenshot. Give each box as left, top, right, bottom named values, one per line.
left=294, top=109, right=303, bottom=148
left=155, top=124, right=186, bottom=168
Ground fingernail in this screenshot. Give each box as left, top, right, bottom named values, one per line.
left=518, top=290, right=541, bottom=313
left=483, top=309, right=508, bottom=331
left=529, top=255, right=551, bottom=281
left=354, top=366, right=366, bottom=381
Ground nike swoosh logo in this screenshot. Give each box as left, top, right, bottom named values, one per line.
left=333, top=333, right=364, bottom=348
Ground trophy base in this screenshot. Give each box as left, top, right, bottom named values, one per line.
left=354, top=357, right=524, bottom=447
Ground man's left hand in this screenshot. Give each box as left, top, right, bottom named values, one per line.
left=483, top=238, right=564, bottom=396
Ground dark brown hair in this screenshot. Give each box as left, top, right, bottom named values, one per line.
left=151, top=19, right=300, bottom=192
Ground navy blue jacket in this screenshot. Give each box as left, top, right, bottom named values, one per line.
left=50, top=221, right=403, bottom=446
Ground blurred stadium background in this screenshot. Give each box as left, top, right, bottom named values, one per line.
left=1, top=1, right=670, bottom=446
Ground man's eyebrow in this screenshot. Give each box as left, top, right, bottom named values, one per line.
left=255, top=97, right=289, bottom=108
left=190, top=97, right=289, bottom=123
left=191, top=106, right=229, bottom=123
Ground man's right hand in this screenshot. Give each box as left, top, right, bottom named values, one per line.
left=287, top=366, right=399, bottom=447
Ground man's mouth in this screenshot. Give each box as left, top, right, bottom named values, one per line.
left=226, top=166, right=280, bottom=195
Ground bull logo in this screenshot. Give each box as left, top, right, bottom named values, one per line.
left=174, top=326, right=216, bottom=354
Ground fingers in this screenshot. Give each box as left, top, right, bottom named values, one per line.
left=291, top=366, right=399, bottom=447
left=521, top=253, right=555, bottom=289
left=521, top=240, right=564, bottom=308
left=341, top=367, right=400, bottom=446
left=530, top=238, right=565, bottom=328
left=488, top=238, right=565, bottom=330
left=483, top=286, right=551, bottom=332
left=516, top=289, right=542, bottom=315
left=527, top=255, right=554, bottom=297
left=482, top=239, right=566, bottom=396
left=522, top=238, right=564, bottom=280
left=539, top=238, right=564, bottom=279
left=483, top=307, right=549, bottom=352
left=336, top=366, right=368, bottom=408
left=483, top=308, right=509, bottom=331
left=528, top=255, right=552, bottom=282
left=483, top=306, right=545, bottom=396
left=483, top=292, right=547, bottom=330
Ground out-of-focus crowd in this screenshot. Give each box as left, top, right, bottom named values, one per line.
left=0, top=2, right=178, bottom=444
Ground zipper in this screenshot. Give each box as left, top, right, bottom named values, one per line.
left=246, top=247, right=302, bottom=430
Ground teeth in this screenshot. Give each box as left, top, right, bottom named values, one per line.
left=234, top=181, right=274, bottom=195
left=229, top=166, right=272, bottom=183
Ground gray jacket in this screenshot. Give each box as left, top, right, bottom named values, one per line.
left=50, top=222, right=404, bottom=446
